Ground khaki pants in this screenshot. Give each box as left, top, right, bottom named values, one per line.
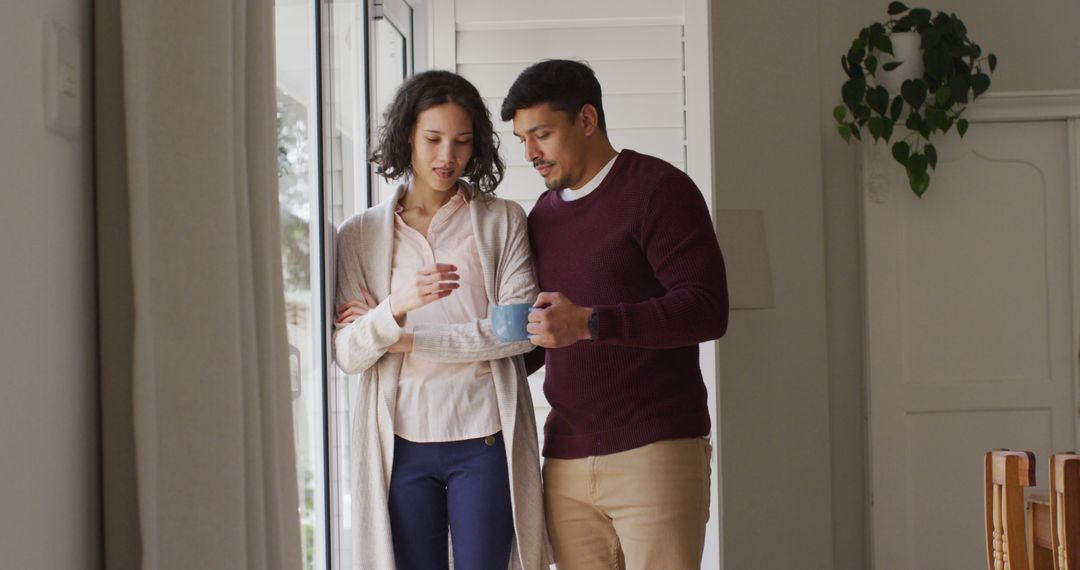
left=542, top=438, right=712, bottom=570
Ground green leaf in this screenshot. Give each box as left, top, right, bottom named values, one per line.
left=905, top=111, right=923, bottom=131
left=908, top=167, right=931, bottom=197
left=901, top=79, right=928, bottom=109
left=925, top=144, right=938, bottom=169
left=842, top=78, right=866, bottom=109
left=923, top=45, right=947, bottom=80
left=849, top=123, right=862, bottom=141
left=972, top=73, right=992, bottom=97
left=868, top=116, right=884, bottom=140
left=866, top=55, right=878, bottom=75
left=872, top=33, right=894, bottom=56
left=957, top=118, right=969, bottom=137
left=867, top=85, right=890, bottom=116
left=934, top=85, right=952, bottom=107
left=882, top=61, right=903, bottom=72
left=950, top=75, right=971, bottom=104
left=882, top=120, right=894, bottom=141
left=921, top=28, right=942, bottom=50
left=907, top=153, right=931, bottom=197
left=833, top=105, right=847, bottom=122
left=838, top=123, right=852, bottom=143
left=887, top=1, right=909, bottom=15
left=988, top=53, right=998, bottom=72
left=949, top=44, right=971, bottom=58
left=909, top=8, right=932, bottom=26
left=890, top=95, right=904, bottom=122
left=926, top=107, right=946, bottom=131
left=849, top=52, right=866, bottom=73
left=892, top=141, right=911, bottom=166
left=908, top=153, right=928, bottom=175
left=953, top=15, right=968, bottom=36
left=933, top=12, right=950, bottom=31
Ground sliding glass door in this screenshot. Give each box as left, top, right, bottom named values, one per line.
left=273, top=1, right=325, bottom=568
left=274, top=1, right=418, bottom=568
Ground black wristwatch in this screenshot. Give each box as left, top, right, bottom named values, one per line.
left=587, top=307, right=599, bottom=341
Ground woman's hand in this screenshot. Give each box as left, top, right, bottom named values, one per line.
left=336, top=289, right=413, bottom=353
left=388, top=263, right=460, bottom=321
left=336, top=288, right=378, bottom=326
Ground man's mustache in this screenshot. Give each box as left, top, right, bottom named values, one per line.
left=532, top=159, right=555, bottom=169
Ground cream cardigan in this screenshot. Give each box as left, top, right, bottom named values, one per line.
left=332, top=184, right=551, bottom=569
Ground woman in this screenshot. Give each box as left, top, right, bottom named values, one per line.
left=331, top=70, right=549, bottom=570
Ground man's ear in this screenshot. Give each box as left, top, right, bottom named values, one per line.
left=578, top=104, right=601, bottom=137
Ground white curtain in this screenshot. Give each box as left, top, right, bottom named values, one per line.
left=95, top=0, right=302, bottom=568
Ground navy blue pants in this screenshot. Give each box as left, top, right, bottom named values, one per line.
left=388, top=432, right=514, bottom=570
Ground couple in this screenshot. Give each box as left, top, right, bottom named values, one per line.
left=332, top=59, right=729, bottom=570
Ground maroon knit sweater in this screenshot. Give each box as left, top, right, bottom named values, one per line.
left=525, top=150, right=729, bottom=459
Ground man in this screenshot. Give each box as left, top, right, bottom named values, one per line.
left=501, top=59, right=729, bottom=569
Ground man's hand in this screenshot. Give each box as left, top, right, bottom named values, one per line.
left=527, top=292, right=592, bottom=348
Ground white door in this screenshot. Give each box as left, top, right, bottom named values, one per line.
left=862, top=118, right=1080, bottom=569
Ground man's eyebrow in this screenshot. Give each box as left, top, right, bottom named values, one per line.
left=512, top=124, right=551, bottom=138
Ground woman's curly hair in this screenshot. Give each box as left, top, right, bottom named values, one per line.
left=370, top=71, right=504, bottom=198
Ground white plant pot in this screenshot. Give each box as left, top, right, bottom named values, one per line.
left=875, top=31, right=924, bottom=95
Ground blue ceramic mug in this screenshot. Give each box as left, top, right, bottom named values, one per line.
left=490, top=302, right=535, bottom=342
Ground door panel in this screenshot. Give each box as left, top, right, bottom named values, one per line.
left=863, top=120, right=1077, bottom=569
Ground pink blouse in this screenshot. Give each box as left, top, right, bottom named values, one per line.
left=390, top=190, right=500, bottom=442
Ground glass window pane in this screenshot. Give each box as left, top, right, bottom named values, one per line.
left=372, top=18, right=408, bottom=205
left=325, top=1, right=368, bottom=568
left=274, top=2, right=326, bottom=569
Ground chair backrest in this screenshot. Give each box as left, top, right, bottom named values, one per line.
left=985, top=449, right=1036, bottom=570
left=1051, top=453, right=1080, bottom=570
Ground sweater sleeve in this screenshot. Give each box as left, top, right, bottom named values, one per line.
left=410, top=201, right=540, bottom=363
left=330, top=222, right=403, bottom=375
left=524, top=346, right=546, bottom=376
left=593, top=170, right=729, bottom=348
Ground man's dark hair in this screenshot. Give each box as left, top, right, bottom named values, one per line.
left=370, top=70, right=504, bottom=197
left=500, top=59, right=607, bottom=134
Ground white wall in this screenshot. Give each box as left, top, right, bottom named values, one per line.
left=819, top=1, right=868, bottom=567
left=713, top=1, right=835, bottom=568
left=0, top=1, right=99, bottom=569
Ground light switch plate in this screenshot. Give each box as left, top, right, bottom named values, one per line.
left=43, top=21, right=81, bottom=138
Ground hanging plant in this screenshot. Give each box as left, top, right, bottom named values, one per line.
left=834, top=2, right=997, bottom=197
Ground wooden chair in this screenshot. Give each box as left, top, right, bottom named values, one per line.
left=985, top=450, right=1036, bottom=570
left=1051, top=453, right=1080, bottom=570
